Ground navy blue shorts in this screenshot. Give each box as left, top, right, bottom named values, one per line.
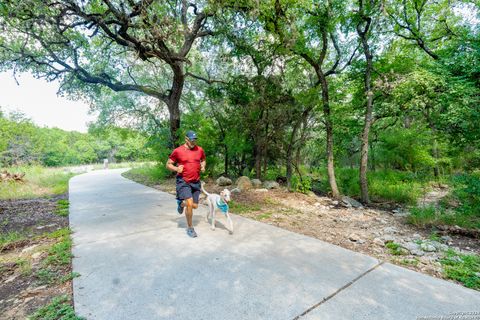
left=176, top=176, right=201, bottom=204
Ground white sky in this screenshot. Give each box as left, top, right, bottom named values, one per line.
left=0, top=72, right=96, bottom=133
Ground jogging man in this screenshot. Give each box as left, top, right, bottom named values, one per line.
left=166, top=130, right=206, bottom=238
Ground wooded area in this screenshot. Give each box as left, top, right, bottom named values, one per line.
left=0, top=111, right=153, bottom=166
left=0, top=0, right=478, bottom=212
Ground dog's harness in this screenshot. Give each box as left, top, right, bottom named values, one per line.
left=216, top=198, right=229, bottom=214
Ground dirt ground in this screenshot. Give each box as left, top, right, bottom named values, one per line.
left=0, top=194, right=73, bottom=320
left=152, top=178, right=480, bottom=288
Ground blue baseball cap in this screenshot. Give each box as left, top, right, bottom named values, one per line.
left=186, top=130, right=197, bottom=140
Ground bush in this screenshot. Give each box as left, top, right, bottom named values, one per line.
left=29, top=295, right=84, bottom=320
left=291, top=175, right=312, bottom=194
left=312, top=167, right=425, bottom=204
left=440, top=249, right=480, bottom=290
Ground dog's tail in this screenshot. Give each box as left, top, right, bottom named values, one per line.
left=200, top=182, right=210, bottom=196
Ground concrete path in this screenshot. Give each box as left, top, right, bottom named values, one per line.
left=69, top=169, right=480, bottom=320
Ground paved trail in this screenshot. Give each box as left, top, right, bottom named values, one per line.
left=69, top=169, right=480, bottom=320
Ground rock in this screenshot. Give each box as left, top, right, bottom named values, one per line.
left=383, top=226, right=398, bottom=234
left=331, top=200, right=339, bottom=205
left=5, top=274, right=18, bottom=283
left=263, top=181, right=280, bottom=189
left=341, top=196, right=363, bottom=208
left=22, top=244, right=39, bottom=253
left=430, top=241, right=448, bottom=251
left=401, top=242, right=420, bottom=252
left=411, top=250, right=425, bottom=256
left=358, top=239, right=366, bottom=244
left=216, top=176, right=232, bottom=186
left=236, top=176, right=252, bottom=190
left=251, top=179, right=262, bottom=188
left=382, top=235, right=395, bottom=243
left=349, top=234, right=360, bottom=242
left=392, top=208, right=410, bottom=217
left=254, top=188, right=268, bottom=193
left=420, top=242, right=437, bottom=252
left=231, top=188, right=241, bottom=194
left=412, top=233, right=422, bottom=240
left=440, top=235, right=452, bottom=243
left=314, top=202, right=321, bottom=207
left=32, top=252, right=43, bottom=260
left=373, top=238, right=384, bottom=246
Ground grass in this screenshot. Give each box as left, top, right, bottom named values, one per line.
left=0, top=165, right=75, bottom=200
left=311, top=167, right=427, bottom=205
left=16, top=257, right=32, bottom=276
left=440, top=249, right=480, bottom=290
left=408, top=205, right=480, bottom=230
left=257, top=212, right=272, bottom=220
left=122, top=163, right=171, bottom=186
left=29, top=295, right=84, bottom=320
left=44, top=232, right=73, bottom=267
left=399, top=258, right=420, bottom=267
left=55, top=199, right=70, bottom=217
left=0, top=231, right=25, bottom=248
left=229, top=200, right=262, bottom=214
left=385, top=242, right=407, bottom=256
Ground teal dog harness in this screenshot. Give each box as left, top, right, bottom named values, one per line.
left=216, top=199, right=229, bottom=214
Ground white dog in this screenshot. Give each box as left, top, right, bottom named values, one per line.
left=201, top=183, right=233, bottom=234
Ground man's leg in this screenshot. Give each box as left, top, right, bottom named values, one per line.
left=185, top=197, right=194, bottom=228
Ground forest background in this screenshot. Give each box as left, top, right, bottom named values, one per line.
left=0, top=0, right=479, bottom=229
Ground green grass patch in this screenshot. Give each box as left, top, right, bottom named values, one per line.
left=257, top=212, right=272, bottom=220
left=55, top=199, right=70, bottom=217
left=45, top=228, right=71, bottom=239
left=0, top=165, right=74, bottom=200
left=399, top=258, right=419, bottom=267
left=408, top=205, right=480, bottom=230
left=36, top=267, right=58, bottom=285
left=0, top=231, right=25, bottom=247
left=60, top=271, right=80, bottom=284
left=312, top=167, right=427, bottom=205
left=44, top=228, right=73, bottom=267
left=16, top=258, right=32, bottom=276
left=385, top=242, right=407, bottom=256
left=407, top=206, right=438, bottom=227
left=122, top=163, right=170, bottom=186
left=440, top=249, right=480, bottom=290
left=29, top=295, right=84, bottom=320
left=229, top=200, right=262, bottom=214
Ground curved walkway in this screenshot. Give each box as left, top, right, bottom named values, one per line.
left=69, top=169, right=480, bottom=320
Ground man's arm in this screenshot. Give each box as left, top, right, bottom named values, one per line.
left=200, top=160, right=206, bottom=172
left=166, top=158, right=183, bottom=173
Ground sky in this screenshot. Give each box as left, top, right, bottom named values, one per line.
left=0, top=72, right=96, bottom=133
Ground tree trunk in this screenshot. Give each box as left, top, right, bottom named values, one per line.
left=432, top=137, right=439, bottom=178
left=167, top=62, right=185, bottom=147
left=357, top=4, right=374, bottom=205
left=255, top=144, right=262, bottom=179
left=224, top=144, right=229, bottom=176
left=319, top=74, right=340, bottom=199
left=286, top=118, right=302, bottom=191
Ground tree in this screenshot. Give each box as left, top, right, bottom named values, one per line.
left=0, top=0, right=215, bottom=146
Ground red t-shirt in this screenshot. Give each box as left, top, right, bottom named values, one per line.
left=169, top=145, right=206, bottom=183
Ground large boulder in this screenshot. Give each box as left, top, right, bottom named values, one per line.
left=251, top=179, right=262, bottom=188
left=236, top=176, right=253, bottom=190
left=341, top=196, right=363, bottom=208
left=231, top=188, right=241, bottom=194
left=216, top=176, right=232, bottom=186
left=263, top=180, right=280, bottom=189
